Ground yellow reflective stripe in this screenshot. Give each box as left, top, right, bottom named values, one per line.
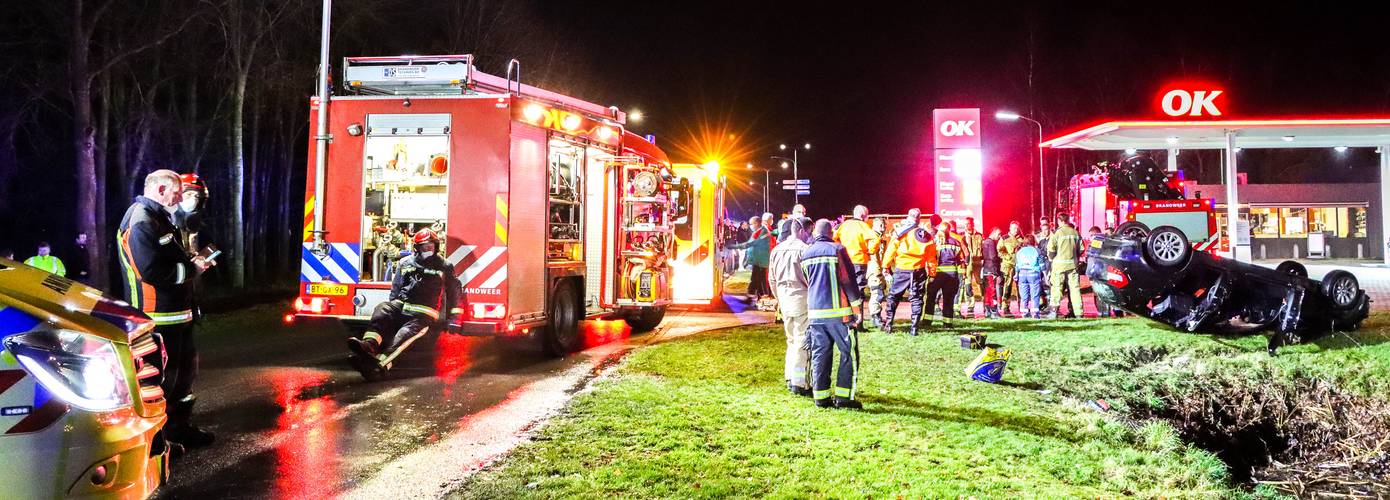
left=937, top=266, right=959, bottom=272
left=449, top=308, right=464, bottom=315
left=363, top=331, right=383, bottom=344
left=834, top=387, right=852, bottom=397
left=808, top=307, right=852, bottom=319
left=799, top=256, right=838, bottom=267
left=401, top=303, right=440, bottom=319
left=813, top=389, right=832, bottom=399
left=148, top=310, right=193, bottom=325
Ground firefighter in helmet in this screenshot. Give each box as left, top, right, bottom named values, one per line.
left=175, top=173, right=210, bottom=253
left=347, top=228, right=462, bottom=380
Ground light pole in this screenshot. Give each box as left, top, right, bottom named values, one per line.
left=995, top=111, right=1045, bottom=223
left=772, top=142, right=811, bottom=205
left=746, top=163, right=770, bottom=214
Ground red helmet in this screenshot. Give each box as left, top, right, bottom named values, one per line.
left=180, top=173, right=207, bottom=194
left=412, top=228, right=439, bottom=248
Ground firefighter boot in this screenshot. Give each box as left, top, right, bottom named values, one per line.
left=833, top=397, right=863, bottom=410
left=347, top=337, right=385, bottom=381
left=788, top=384, right=813, bottom=397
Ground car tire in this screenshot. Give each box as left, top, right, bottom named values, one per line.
left=1321, top=270, right=1361, bottom=310
left=543, top=280, right=582, bottom=356
left=1116, top=221, right=1150, bottom=239
left=625, top=305, right=667, bottom=332
left=1144, top=226, right=1190, bottom=268
left=1275, top=260, right=1308, bottom=278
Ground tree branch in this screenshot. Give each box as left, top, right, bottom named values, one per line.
left=90, top=14, right=195, bottom=82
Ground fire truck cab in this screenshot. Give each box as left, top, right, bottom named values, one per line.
left=293, top=55, right=682, bottom=355
left=1068, top=154, right=1224, bottom=253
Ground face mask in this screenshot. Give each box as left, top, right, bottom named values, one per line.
left=164, top=203, right=180, bottom=215
left=180, top=199, right=200, bottom=212
left=417, top=251, right=434, bottom=259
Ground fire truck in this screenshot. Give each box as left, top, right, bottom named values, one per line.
left=290, top=55, right=685, bottom=355
left=669, top=162, right=725, bottom=307
left=1067, top=154, right=1225, bottom=253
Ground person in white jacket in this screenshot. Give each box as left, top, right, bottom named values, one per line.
left=768, top=216, right=814, bottom=396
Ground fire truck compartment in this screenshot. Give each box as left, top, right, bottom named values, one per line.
left=361, top=114, right=451, bottom=282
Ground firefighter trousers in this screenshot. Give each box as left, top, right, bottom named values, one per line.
left=851, top=264, right=869, bottom=322
left=1049, top=267, right=1083, bottom=317
left=807, top=320, right=858, bottom=402
left=781, top=311, right=811, bottom=389
left=866, top=262, right=886, bottom=321
left=155, top=322, right=198, bottom=426
left=957, top=262, right=981, bottom=315
left=926, top=272, right=960, bottom=325
left=364, top=300, right=434, bottom=369
left=884, top=269, right=927, bottom=330
left=999, top=265, right=1017, bottom=312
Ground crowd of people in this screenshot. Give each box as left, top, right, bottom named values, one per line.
left=721, top=204, right=1122, bottom=409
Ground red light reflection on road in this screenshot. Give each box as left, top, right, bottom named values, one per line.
left=434, top=334, right=480, bottom=397
left=580, top=319, right=631, bottom=349
left=266, top=368, right=340, bottom=500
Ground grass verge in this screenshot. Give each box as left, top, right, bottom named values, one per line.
left=451, top=311, right=1390, bottom=498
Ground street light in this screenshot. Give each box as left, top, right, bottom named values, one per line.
left=772, top=142, right=811, bottom=204
left=995, top=111, right=1045, bottom=223
left=629, top=109, right=644, bottom=122
left=745, top=165, right=771, bottom=213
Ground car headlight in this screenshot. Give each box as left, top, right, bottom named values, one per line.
left=3, top=329, right=132, bottom=411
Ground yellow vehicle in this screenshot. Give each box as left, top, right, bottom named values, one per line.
left=0, top=258, right=169, bottom=498
left=670, top=162, right=726, bottom=306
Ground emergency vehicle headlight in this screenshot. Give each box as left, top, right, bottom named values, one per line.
left=3, top=329, right=132, bottom=412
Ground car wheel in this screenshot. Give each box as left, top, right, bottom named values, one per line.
left=543, top=280, right=582, bottom=356
left=1275, top=260, right=1308, bottom=278
left=1145, top=226, right=1191, bottom=268
left=1116, top=221, right=1150, bottom=239
left=1321, top=270, right=1361, bottom=309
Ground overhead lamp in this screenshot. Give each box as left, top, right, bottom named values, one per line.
left=1123, top=148, right=1137, bottom=155
left=994, top=111, right=1021, bottom=121
left=803, top=143, right=812, bottom=150
left=745, top=163, right=753, bottom=169
left=1281, top=135, right=1295, bottom=142
left=1165, top=136, right=1180, bottom=145
left=779, top=144, right=787, bottom=151
left=780, top=162, right=789, bottom=169
left=1334, top=146, right=1348, bottom=153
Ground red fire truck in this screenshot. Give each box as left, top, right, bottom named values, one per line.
left=290, top=55, right=686, bottom=355
left=1067, top=154, right=1224, bottom=253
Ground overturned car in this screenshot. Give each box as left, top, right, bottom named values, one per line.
left=1087, top=225, right=1371, bottom=354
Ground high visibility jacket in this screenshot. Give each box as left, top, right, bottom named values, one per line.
left=882, top=228, right=936, bottom=272
left=23, top=255, right=65, bottom=277
left=117, top=196, right=194, bottom=325
left=997, top=235, right=1022, bottom=269
left=934, top=232, right=966, bottom=274
left=1047, top=225, right=1082, bottom=271
left=768, top=237, right=810, bottom=316
left=799, top=236, right=863, bottom=322
left=389, top=253, right=463, bottom=322
left=833, top=218, right=879, bottom=265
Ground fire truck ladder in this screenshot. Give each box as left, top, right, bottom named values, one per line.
left=341, top=55, right=475, bottom=95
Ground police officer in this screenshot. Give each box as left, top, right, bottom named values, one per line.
left=926, top=221, right=964, bottom=328
left=769, top=217, right=813, bottom=396
left=881, top=210, right=935, bottom=336
left=347, top=229, right=462, bottom=380
left=800, top=219, right=865, bottom=409
left=117, top=169, right=215, bottom=447
left=956, top=217, right=983, bottom=319
left=996, top=222, right=1023, bottom=317
left=1047, top=213, right=1084, bottom=318
left=834, top=205, right=878, bottom=330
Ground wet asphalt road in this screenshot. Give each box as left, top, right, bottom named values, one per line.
left=153, top=301, right=766, bottom=499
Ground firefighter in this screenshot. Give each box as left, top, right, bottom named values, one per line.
left=769, top=216, right=813, bottom=396
left=347, top=229, right=462, bottom=380
left=800, top=219, right=864, bottom=409
left=926, top=221, right=964, bottom=328
left=956, top=217, right=983, bottom=319
left=174, top=173, right=210, bottom=254
left=996, top=222, right=1023, bottom=317
left=117, top=169, right=216, bottom=447
left=881, top=211, right=935, bottom=336
left=23, top=242, right=66, bottom=277
left=1046, top=213, right=1084, bottom=319
left=833, top=205, right=878, bottom=331
left=864, top=216, right=889, bottom=330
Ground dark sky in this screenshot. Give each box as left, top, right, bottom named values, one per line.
left=522, top=2, right=1390, bottom=227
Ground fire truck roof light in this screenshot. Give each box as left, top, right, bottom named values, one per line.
left=523, top=104, right=545, bottom=123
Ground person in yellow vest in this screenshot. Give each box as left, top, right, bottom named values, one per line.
left=23, top=241, right=66, bottom=277
left=996, top=222, right=1023, bottom=317
left=1046, top=213, right=1085, bottom=319
left=833, top=205, right=879, bottom=331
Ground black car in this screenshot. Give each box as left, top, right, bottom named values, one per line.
left=1086, top=225, right=1371, bottom=355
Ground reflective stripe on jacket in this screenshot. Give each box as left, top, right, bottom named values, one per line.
left=799, top=236, right=863, bottom=322
left=117, top=196, right=194, bottom=321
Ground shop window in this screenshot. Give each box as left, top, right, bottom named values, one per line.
left=1248, top=208, right=1279, bottom=239
left=1350, top=207, right=1368, bottom=237
left=1279, top=208, right=1307, bottom=238
left=1307, top=207, right=1338, bottom=235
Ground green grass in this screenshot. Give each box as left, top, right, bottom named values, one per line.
left=454, top=314, right=1390, bottom=499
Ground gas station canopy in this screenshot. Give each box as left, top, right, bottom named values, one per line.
left=1041, top=118, right=1390, bottom=150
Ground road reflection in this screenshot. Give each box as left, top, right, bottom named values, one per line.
left=267, top=369, right=340, bottom=500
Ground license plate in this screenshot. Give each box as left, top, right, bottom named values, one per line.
left=307, top=283, right=349, bottom=296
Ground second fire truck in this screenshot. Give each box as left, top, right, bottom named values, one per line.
left=1067, top=154, right=1225, bottom=254
left=291, top=55, right=686, bottom=355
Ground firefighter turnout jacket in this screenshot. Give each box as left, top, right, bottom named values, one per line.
left=833, top=218, right=879, bottom=266
left=117, top=196, right=195, bottom=326
left=883, top=228, right=937, bottom=272
left=389, top=252, right=463, bottom=322
left=799, top=235, right=864, bottom=322
left=935, top=232, right=965, bottom=275
left=1047, top=225, right=1082, bottom=272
